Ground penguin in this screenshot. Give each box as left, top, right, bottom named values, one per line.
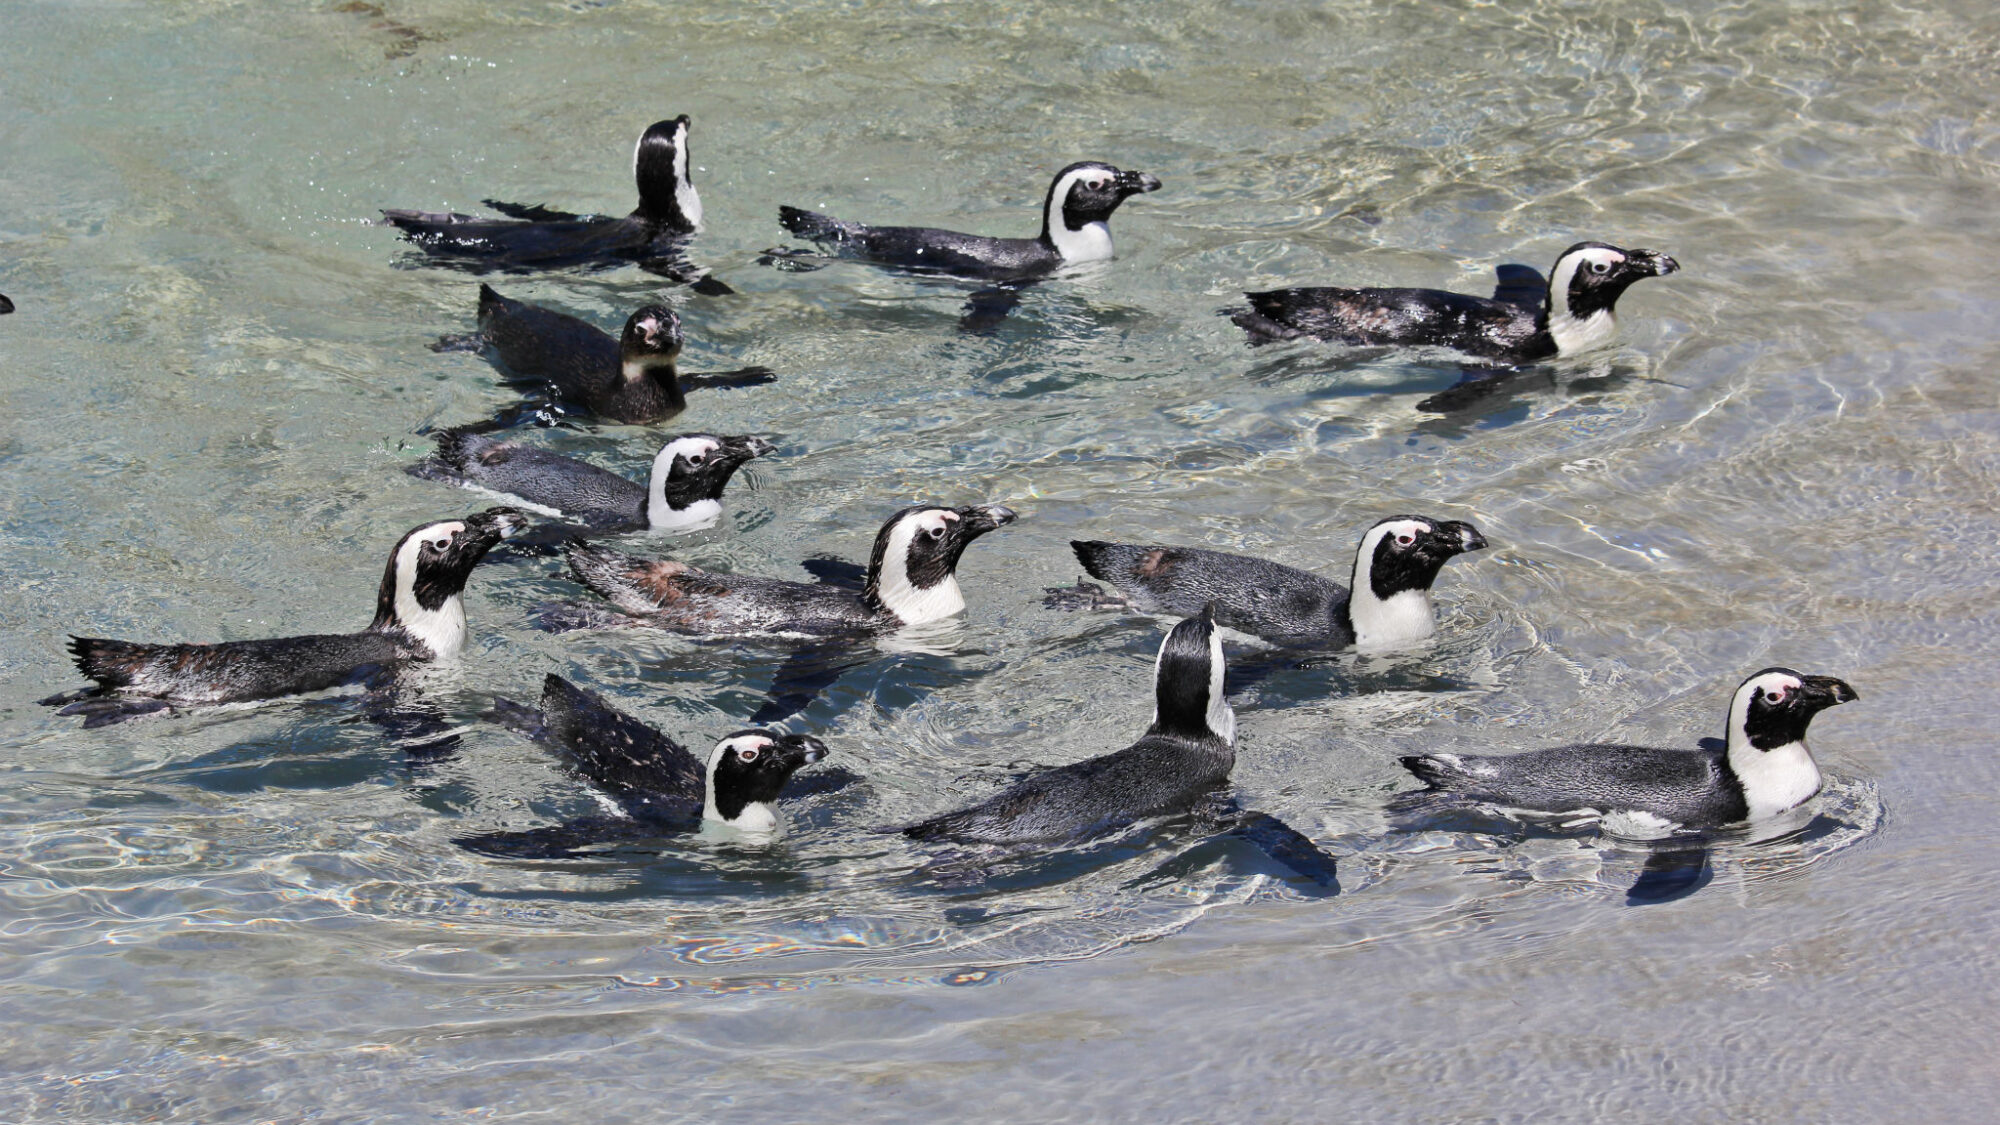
left=0, top=294, right=13, bottom=314
left=449, top=284, right=773, bottom=425
left=1399, top=667, right=1860, bottom=829
left=408, top=429, right=774, bottom=533
left=381, top=116, right=726, bottom=287
left=39, top=508, right=527, bottom=727
left=456, top=674, right=837, bottom=857
left=1047, top=515, right=1488, bottom=649
left=559, top=503, right=1018, bottom=637
left=901, top=606, right=1234, bottom=845
left=775, top=161, right=1163, bottom=283
left=1230, top=241, right=1680, bottom=362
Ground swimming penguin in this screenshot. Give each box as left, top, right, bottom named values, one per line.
left=775, top=161, right=1163, bottom=283
left=408, top=429, right=774, bottom=532
left=559, top=503, right=1018, bottom=637
left=39, top=508, right=527, bottom=727
left=901, top=606, right=1236, bottom=845
left=456, top=674, right=837, bottom=857
left=1230, top=242, right=1680, bottom=363
left=1047, top=515, right=1488, bottom=649
left=381, top=116, right=726, bottom=287
left=447, top=285, right=773, bottom=425
left=1399, top=667, right=1860, bottom=829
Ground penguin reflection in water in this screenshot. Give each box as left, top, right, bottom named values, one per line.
left=1394, top=667, right=1860, bottom=903
left=898, top=607, right=1341, bottom=889
left=457, top=675, right=858, bottom=859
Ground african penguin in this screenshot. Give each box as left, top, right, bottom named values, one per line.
left=775, top=161, right=1163, bottom=283
left=1400, top=667, right=1860, bottom=829
left=560, top=503, right=1018, bottom=637
left=1048, top=515, right=1488, bottom=649
left=900, top=605, right=1236, bottom=845
left=39, top=508, right=527, bottom=726
left=457, top=674, right=836, bottom=857
left=452, top=284, right=774, bottom=424
left=409, top=429, right=774, bottom=533
left=381, top=116, right=725, bottom=285
left=1231, top=241, right=1680, bottom=362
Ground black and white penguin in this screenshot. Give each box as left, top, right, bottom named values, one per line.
left=1048, top=515, right=1488, bottom=649
left=409, top=429, right=774, bottom=533
left=1400, top=667, right=1860, bottom=829
left=560, top=503, right=1018, bottom=637
left=39, top=508, right=527, bottom=726
left=1230, top=242, right=1680, bottom=362
left=381, top=116, right=723, bottom=284
left=453, top=284, right=773, bottom=424
left=457, top=674, right=836, bottom=857
left=902, top=606, right=1236, bottom=844
left=775, top=161, right=1163, bottom=283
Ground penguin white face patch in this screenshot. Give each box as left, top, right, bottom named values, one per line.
left=1045, top=166, right=1117, bottom=263
left=874, top=509, right=967, bottom=625
left=393, top=520, right=470, bottom=659
left=704, top=734, right=779, bottom=832
left=1725, top=670, right=1823, bottom=819
left=1348, top=519, right=1441, bottom=649
left=1546, top=246, right=1627, bottom=355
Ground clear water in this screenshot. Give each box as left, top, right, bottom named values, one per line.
left=3, top=0, right=1998, bottom=1119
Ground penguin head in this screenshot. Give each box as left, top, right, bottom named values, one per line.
left=702, top=730, right=830, bottom=830
left=1728, top=668, right=1859, bottom=752
left=1042, top=161, right=1162, bottom=239
left=1546, top=241, right=1679, bottom=330
left=633, top=115, right=701, bottom=228
left=1148, top=603, right=1234, bottom=744
left=647, top=433, right=776, bottom=529
left=1355, top=516, right=1489, bottom=602
left=619, top=305, right=684, bottom=370
left=864, top=504, right=1018, bottom=624
left=372, top=507, right=528, bottom=654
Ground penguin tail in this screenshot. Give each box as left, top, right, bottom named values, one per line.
left=476, top=283, right=508, bottom=315
left=1070, top=539, right=1120, bottom=582
left=1227, top=300, right=1306, bottom=345
left=64, top=636, right=154, bottom=690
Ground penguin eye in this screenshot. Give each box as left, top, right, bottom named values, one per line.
left=1395, top=533, right=1416, bottom=547
left=1764, top=687, right=1789, bottom=704
left=686, top=453, right=705, bottom=465
left=1589, top=260, right=1612, bottom=275
left=736, top=745, right=760, bottom=763
left=927, top=526, right=946, bottom=541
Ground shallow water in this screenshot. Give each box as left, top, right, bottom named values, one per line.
left=4, top=0, right=1999, bottom=1119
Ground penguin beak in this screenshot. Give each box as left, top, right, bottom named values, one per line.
left=1798, top=675, right=1859, bottom=709
left=958, top=504, right=1018, bottom=537
left=780, top=734, right=829, bottom=767
left=467, top=506, right=530, bottom=544
left=1629, top=249, right=1679, bottom=277
left=720, top=434, right=777, bottom=463
left=1432, top=520, right=1489, bottom=556
left=1115, top=169, right=1163, bottom=196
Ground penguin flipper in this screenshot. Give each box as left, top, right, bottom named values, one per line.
left=747, top=641, right=873, bottom=725
left=1626, top=845, right=1713, bottom=905
left=799, top=555, right=867, bottom=590
left=680, top=366, right=777, bottom=391
left=1227, top=810, right=1341, bottom=889
left=960, top=285, right=1026, bottom=335
left=481, top=199, right=585, bottom=223
left=1491, top=263, right=1548, bottom=308
left=531, top=674, right=705, bottom=801
left=1415, top=363, right=1532, bottom=414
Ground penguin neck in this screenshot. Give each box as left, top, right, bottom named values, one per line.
left=1543, top=260, right=1620, bottom=356
left=1044, top=215, right=1115, bottom=264
left=1724, top=728, right=1822, bottom=820
left=621, top=355, right=686, bottom=404
left=1346, top=540, right=1437, bottom=649
left=703, top=774, right=778, bottom=834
